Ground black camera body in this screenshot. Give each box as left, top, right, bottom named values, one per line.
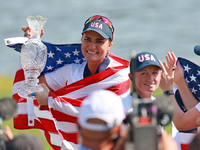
left=126, top=94, right=174, bottom=150
left=132, top=98, right=160, bottom=150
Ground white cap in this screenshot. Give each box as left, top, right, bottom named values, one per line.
left=78, top=90, right=125, bottom=131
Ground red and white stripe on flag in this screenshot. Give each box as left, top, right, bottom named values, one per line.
left=12, top=53, right=130, bottom=150
left=172, top=123, right=196, bottom=150
left=179, top=132, right=195, bottom=150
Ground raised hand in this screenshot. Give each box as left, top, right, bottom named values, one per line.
left=22, top=26, right=44, bottom=38
left=159, top=60, right=174, bottom=92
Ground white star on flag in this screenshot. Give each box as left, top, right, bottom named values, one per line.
left=197, top=70, right=200, bottom=76
left=56, top=47, right=62, bottom=51
left=47, top=65, right=54, bottom=70
left=56, top=59, right=63, bottom=64
left=72, top=49, right=80, bottom=56
left=190, top=74, right=196, bottom=82
left=47, top=51, right=55, bottom=58
left=185, top=78, right=190, bottom=84
left=74, top=58, right=81, bottom=64
left=65, top=52, right=71, bottom=58
left=191, top=87, right=197, bottom=94
left=183, top=64, right=191, bottom=73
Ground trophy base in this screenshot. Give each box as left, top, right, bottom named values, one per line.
left=18, top=84, right=43, bottom=98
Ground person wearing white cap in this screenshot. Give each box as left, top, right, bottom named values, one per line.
left=77, top=90, right=128, bottom=150
left=77, top=89, right=178, bottom=150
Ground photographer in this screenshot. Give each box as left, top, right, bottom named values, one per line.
left=77, top=90, right=129, bottom=150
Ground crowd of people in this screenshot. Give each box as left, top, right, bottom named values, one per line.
left=2, top=14, right=200, bottom=150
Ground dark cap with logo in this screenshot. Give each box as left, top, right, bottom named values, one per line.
left=82, top=15, right=114, bottom=41
left=130, top=52, right=162, bottom=73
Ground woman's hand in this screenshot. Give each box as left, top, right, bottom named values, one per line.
left=159, top=52, right=177, bottom=92
left=22, top=26, right=44, bottom=38
left=174, top=60, right=184, bottom=85
left=28, top=83, right=49, bottom=106
left=165, top=52, right=176, bottom=73
left=159, top=60, right=174, bottom=92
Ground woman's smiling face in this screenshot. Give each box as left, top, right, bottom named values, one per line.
left=81, top=31, right=112, bottom=66
left=134, top=65, right=161, bottom=98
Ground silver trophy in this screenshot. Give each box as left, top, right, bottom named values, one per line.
left=18, top=16, right=47, bottom=98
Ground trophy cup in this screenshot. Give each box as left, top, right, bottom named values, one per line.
left=18, top=15, right=47, bottom=98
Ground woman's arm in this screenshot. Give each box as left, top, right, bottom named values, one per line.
left=170, top=94, right=200, bottom=131
left=165, top=52, right=198, bottom=110
left=159, top=56, right=200, bottom=131
left=174, top=60, right=199, bottom=110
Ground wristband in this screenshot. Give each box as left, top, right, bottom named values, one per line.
left=164, top=90, right=174, bottom=96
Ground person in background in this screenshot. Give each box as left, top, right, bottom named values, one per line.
left=77, top=90, right=128, bottom=150
left=121, top=51, right=178, bottom=150
left=77, top=89, right=178, bottom=150
left=16, top=15, right=130, bottom=150
left=122, top=51, right=166, bottom=112
left=4, top=125, right=44, bottom=150
left=160, top=52, right=200, bottom=150
left=163, top=52, right=200, bottom=130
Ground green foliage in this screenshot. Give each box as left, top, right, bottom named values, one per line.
left=0, top=76, right=13, bottom=97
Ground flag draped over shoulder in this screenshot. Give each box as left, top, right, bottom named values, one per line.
left=6, top=37, right=130, bottom=150
left=173, top=57, right=200, bottom=150
left=5, top=37, right=85, bottom=75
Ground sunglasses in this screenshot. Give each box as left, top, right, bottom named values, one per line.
left=84, top=15, right=114, bottom=34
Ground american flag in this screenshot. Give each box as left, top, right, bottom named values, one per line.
left=174, top=57, right=200, bottom=113
left=5, top=37, right=130, bottom=150
left=172, top=57, right=199, bottom=150
left=5, top=38, right=86, bottom=75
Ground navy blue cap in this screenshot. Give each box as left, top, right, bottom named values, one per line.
left=82, top=20, right=113, bottom=40
left=135, top=52, right=161, bottom=72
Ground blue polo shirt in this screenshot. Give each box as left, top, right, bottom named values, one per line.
left=83, top=55, right=110, bottom=78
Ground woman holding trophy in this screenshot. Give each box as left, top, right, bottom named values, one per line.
left=16, top=15, right=130, bottom=150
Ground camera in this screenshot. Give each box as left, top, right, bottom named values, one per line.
left=125, top=94, right=175, bottom=150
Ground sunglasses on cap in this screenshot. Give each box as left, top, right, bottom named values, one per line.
left=84, top=15, right=114, bottom=34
